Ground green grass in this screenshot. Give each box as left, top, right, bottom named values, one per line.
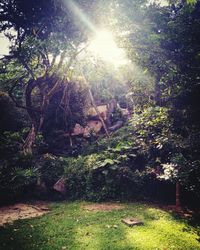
left=0, top=202, right=200, bottom=250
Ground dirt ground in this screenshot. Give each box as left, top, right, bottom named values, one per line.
left=82, top=203, right=125, bottom=211
left=0, top=201, right=194, bottom=227
left=83, top=203, right=194, bottom=218
left=0, top=202, right=50, bottom=226
left=0, top=202, right=124, bottom=226
left=158, top=204, right=194, bottom=218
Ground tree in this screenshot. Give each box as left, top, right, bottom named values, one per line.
left=0, top=0, right=93, bottom=153
left=127, top=0, right=200, bottom=204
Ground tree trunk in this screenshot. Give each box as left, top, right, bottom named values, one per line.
left=176, top=181, right=181, bottom=209
left=23, top=78, right=41, bottom=154
left=23, top=124, right=36, bottom=154
left=88, top=89, right=110, bottom=137
left=107, top=99, right=117, bottom=126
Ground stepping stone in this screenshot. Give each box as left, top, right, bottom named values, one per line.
left=122, top=217, right=144, bottom=227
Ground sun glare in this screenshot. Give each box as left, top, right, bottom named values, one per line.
left=88, top=30, right=128, bottom=67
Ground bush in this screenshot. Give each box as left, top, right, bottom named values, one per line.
left=0, top=91, right=27, bottom=133
left=0, top=154, right=38, bottom=203
left=0, top=130, right=53, bottom=203
left=62, top=151, right=146, bottom=201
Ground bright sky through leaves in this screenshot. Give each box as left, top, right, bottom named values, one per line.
left=65, top=0, right=128, bottom=67
left=88, top=30, right=128, bottom=67
left=0, top=34, right=10, bottom=58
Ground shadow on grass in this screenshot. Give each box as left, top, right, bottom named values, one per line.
left=0, top=202, right=200, bottom=250
left=73, top=210, right=132, bottom=250
left=0, top=202, right=79, bottom=250
left=82, top=203, right=200, bottom=250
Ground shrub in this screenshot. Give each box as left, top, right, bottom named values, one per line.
left=62, top=151, right=146, bottom=201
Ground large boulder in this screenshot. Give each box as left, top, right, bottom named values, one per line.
left=53, top=178, right=66, bottom=195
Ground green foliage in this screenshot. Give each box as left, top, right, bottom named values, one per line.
left=186, top=0, right=197, bottom=4
left=0, top=0, right=200, bottom=208
left=131, top=106, right=170, bottom=136
left=109, top=107, right=123, bottom=124
left=0, top=129, right=46, bottom=202
left=0, top=91, right=26, bottom=132
left=42, top=80, right=90, bottom=152
left=0, top=131, right=24, bottom=159
left=0, top=151, right=37, bottom=201
left=62, top=150, right=145, bottom=201
left=36, top=154, right=64, bottom=186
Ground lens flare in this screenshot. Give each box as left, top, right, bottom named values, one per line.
left=88, top=30, right=128, bottom=67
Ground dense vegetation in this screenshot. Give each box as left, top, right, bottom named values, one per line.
left=0, top=0, right=200, bottom=211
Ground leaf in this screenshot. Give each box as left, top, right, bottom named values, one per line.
left=110, top=165, right=118, bottom=171
left=128, top=154, right=137, bottom=158
left=118, top=154, right=127, bottom=159
left=102, top=170, right=109, bottom=175
left=100, top=158, right=115, bottom=167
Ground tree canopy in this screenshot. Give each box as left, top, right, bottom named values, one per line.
left=0, top=0, right=200, bottom=208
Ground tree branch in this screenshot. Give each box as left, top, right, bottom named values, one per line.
left=8, top=78, right=40, bottom=113
left=18, top=57, right=35, bottom=79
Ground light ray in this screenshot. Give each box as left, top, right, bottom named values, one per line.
left=63, top=1, right=128, bottom=67
left=64, top=0, right=96, bottom=32
left=88, top=30, right=128, bottom=67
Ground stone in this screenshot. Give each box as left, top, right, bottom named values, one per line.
left=53, top=177, right=66, bottom=194
left=87, top=105, right=108, bottom=120
left=73, top=123, right=85, bottom=135
left=83, top=120, right=103, bottom=137
left=36, top=177, right=47, bottom=194
left=122, top=218, right=144, bottom=227
left=109, top=120, right=123, bottom=132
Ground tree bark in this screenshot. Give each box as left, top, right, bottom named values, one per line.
left=23, top=124, right=36, bottom=154
left=23, top=78, right=43, bottom=154
left=176, top=181, right=181, bottom=209
left=88, top=89, right=110, bottom=137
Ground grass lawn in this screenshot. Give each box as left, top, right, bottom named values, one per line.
left=0, top=201, right=200, bottom=250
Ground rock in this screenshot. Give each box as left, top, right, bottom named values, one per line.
left=65, top=120, right=103, bottom=138
left=122, top=218, right=144, bottom=227
left=109, top=120, right=123, bottom=132
left=87, top=105, right=108, bottom=120
left=36, top=177, right=47, bottom=194
left=107, top=99, right=118, bottom=114
left=121, top=108, right=130, bottom=119
left=83, top=120, right=103, bottom=137
left=53, top=177, right=66, bottom=194
left=73, top=123, right=85, bottom=135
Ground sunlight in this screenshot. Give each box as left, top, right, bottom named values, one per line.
left=64, top=0, right=128, bottom=67
left=88, top=30, right=128, bottom=67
